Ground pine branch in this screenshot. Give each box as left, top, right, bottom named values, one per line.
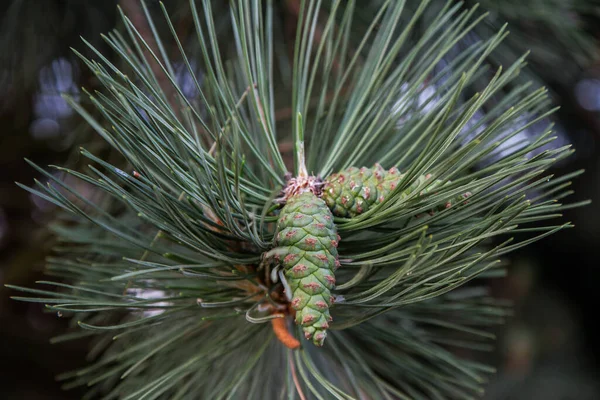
left=6, top=1, right=585, bottom=398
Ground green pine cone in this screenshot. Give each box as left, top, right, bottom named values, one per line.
left=274, top=192, right=340, bottom=346
left=322, top=164, right=470, bottom=217
left=322, top=164, right=401, bottom=218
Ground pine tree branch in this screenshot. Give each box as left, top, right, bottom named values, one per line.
left=8, top=1, right=585, bottom=398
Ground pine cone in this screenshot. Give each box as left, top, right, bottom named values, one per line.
left=322, top=164, right=470, bottom=217
left=274, top=192, right=340, bottom=346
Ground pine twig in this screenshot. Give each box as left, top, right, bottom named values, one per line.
left=271, top=317, right=300, bottom=349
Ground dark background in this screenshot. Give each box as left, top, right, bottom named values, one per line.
left=1, top=1, right=600, bottom=399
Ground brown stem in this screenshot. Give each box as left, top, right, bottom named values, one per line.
left=271, top=316, right=301, bottom=349
left=289, top=352, right=308, bottom=400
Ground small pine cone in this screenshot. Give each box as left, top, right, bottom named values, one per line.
left=274, top=192, right=339, bottom=346
left=322, top=164, right=402, bottom=218
left=322, top=165, right=469, bottom=218
left=321, top=164, right=404, bottom=217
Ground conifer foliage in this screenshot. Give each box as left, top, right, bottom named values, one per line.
left=7, top=1, right=585, bottom=398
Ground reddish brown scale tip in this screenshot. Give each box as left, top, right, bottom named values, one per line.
left=302, top=314, right=315, bottom=324
left=291, top=297, right=302, bottom=308
left=304, top=237, right=317, bottom=248
left=315, top=223, right=325, bottom=229
left=315, top=301, right=327, bottom=309
left=363, top=187, right=371, bottom=199
left=284, top=254, right=297, bottom=263
left=324, top=275, right=336, bottom=285
left=331, top=240, right=339, bottom=248
left=285, top=229, right=298, bottom=238
left=303, top=282, right=321, bottom=291
left=293, top=264, right=308, bottom=273
left=462, top=192, right=472, bottom=205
